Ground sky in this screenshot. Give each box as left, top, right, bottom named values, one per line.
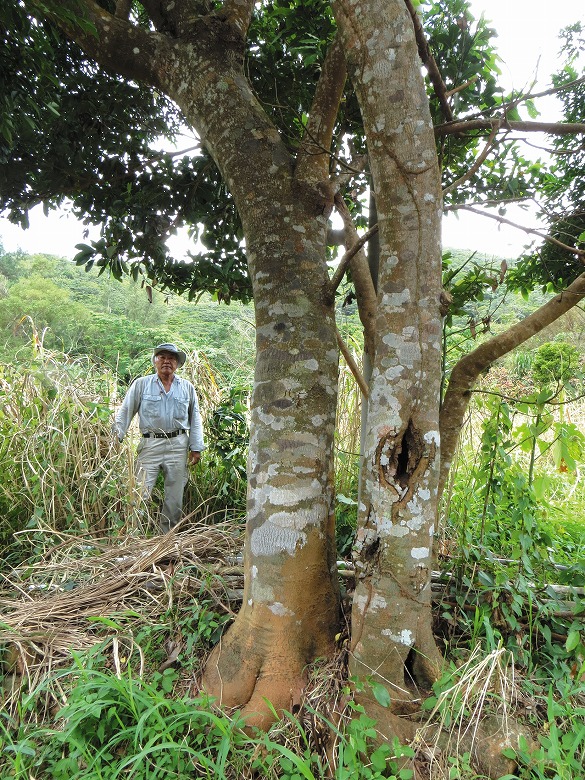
left=0, top=0, right=583, bottom=260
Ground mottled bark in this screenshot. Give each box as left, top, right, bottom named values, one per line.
left=296, top=34, right=347, bottom=186
left=158, top=23, right=344, bottom=728
left=333, top=0, right=444, bottom=719
left=202, top=197, right=342, bottom=726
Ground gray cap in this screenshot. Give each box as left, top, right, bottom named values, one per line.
left=153, top=343, right=186, bottom=367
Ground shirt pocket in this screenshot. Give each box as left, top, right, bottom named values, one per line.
left=173, top=398, right=189, bottom=426
left=142, top=393, right=162, bottom=419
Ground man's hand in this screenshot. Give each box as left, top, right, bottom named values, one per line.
left=189, top=451, right=201, bottom=466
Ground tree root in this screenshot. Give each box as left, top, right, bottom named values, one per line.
left=201, top=600, right=337, bottom=731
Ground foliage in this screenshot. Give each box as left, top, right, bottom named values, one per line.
left=3, top=0, right=566, bottom=308
left=443, top=390, right=585, bottom=675
left=0, top=244, right=257, bottom=381
left=4, top=646, right=253, bottom=779
left=0, top=350, right=132, bottom=565
left=165, top=299, right=255, bottom=387
left=0, top=273, right=89, bottom=351
left=246, top=0, right=340, bottom=151
left=531, top=341, right=581, bottom=389
left=0, top=637, right=415, bottom=780
left=206, top=388, right=249, bottom=485
left=185, top=386, right=249, bottom=518
left=504, top=26, right=585, bottom=296
left=508, top=682, right=585, bottom=780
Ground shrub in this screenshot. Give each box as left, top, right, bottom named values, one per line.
left=531, top=341, right=581, bottom=388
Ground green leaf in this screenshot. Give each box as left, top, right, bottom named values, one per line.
left=477, top=570, right=495, bottom=586
left=532, top=476, right=551, bottom=500
left=370, top=681, right=391, bottom=708
left=566, top=630, right=581, bottom=652
left=370, top=745, right=390, bottom=771
left=525, top=99, right=539, bottom=119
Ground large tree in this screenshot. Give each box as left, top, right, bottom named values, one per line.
left=3, top=0, right=585, bottom=755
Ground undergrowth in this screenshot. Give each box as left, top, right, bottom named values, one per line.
left=1, top=349, right=585, bottom=778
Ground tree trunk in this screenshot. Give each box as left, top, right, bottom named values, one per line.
left=160, top=43, right=343, bottom=730
left=201, top=198, right=342, bottom=727
left=334, top=0, right=444, bottom=732
left=32, top=0, right=344, bottom=725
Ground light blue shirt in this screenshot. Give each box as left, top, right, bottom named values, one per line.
left=114, top=374, right=205, bottom=452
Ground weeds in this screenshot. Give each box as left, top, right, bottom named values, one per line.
left=4, top=643, right=252, bottom=780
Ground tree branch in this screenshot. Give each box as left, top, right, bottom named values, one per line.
left=25, top=0, right=165, bottom=88
left=497, top=75, right=585, bottom=115
left=332, top=194, right=378, bottom=358
left=439, top=272, right=585, bottom=497
left=329, top=223, right=379, bottom=292
left=403, top=0, right=454, bottom=122
left=295, top=34, right=347, bottom=185
left=442, top=124, right=499, bottom=196
left=336, top=328, right=369, bottom=397
left=435, top=119, right=585, bottom=137
left=445, top=76, right=478, bottom=98
left=452, top=205, right=585, bottom=259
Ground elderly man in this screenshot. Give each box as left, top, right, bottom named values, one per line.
left=115, top=343, right=205, bottom=533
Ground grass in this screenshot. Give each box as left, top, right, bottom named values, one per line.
left=2, top=523, right=584, bottom=779
left=1, top=348, right=585, bottom=778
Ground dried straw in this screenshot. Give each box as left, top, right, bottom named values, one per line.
left=0, top=521, right=243, bottom=709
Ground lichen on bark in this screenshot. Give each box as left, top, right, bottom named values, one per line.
left=333, top=0, right=445, bottom=724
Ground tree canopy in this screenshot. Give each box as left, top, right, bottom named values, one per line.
left=3, top=1, right=583, bottom=303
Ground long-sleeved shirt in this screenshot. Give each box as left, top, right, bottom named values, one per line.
left=114, top=374, right=205, bottom=452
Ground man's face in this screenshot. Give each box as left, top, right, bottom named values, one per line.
left=155, top=351, right=178, bottom=375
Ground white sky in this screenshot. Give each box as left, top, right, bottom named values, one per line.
left=0, top=0, right=582, bottom=259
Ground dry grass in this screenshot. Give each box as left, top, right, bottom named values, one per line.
left=0, top=520, right=358, bottom=778
left=0, top=521, right=243, bottom=716
left=415, top=645, right=518, bottom=774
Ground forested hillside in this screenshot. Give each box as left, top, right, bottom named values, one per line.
left=3, top=242, right=583, bottom=382
left=0, top=243, right=255, bottom=384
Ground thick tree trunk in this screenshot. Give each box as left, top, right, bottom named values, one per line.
left=161, top=45, right=342, bottom=729
left=36, top=1, right=344, bottom=724
left=202, top=203, right=341, bottom=727
left=334, top=0, right=444, bottom=730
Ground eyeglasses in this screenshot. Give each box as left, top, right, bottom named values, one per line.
left=155, top=353, right=178, bottom=362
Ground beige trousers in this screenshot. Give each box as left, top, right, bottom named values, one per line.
left=135, top=433, right=189, bottom=533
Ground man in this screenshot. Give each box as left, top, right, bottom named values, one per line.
left=114, top=343, right=205, bottom=533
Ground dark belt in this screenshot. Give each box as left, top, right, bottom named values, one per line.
left=143, top=429, right=186, bottom=439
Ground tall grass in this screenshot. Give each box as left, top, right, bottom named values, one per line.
left=0, top=348, right=130, bottom=564
left=0, top=343, right=244, bottom=567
